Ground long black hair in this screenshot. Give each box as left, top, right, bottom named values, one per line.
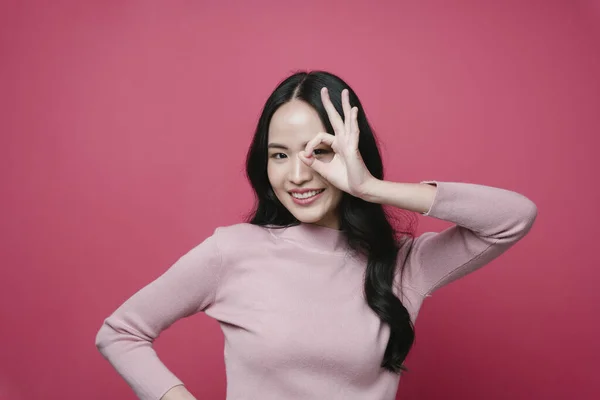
left=245, top=70, right=417, bottom=374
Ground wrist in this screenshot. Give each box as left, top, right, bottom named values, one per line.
left=357, top=178, right=384, bottom=203
left=160, top=385, right=197, bottom=400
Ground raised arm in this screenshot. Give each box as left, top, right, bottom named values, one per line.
left=95, top=229, right=223, bottom=400
left=363, top=180, right=538, bottom=296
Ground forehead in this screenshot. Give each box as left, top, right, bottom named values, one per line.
left=268, top=100, right=326, bottom=146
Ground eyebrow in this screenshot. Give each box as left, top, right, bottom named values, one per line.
left=267, top=141, right=310, bottom=150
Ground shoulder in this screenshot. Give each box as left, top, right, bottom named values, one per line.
left=208, top=223, right=276, bottom=266
left=214, top=222, right=270, bottom=237
left=212, top=222, right=273, bottom=248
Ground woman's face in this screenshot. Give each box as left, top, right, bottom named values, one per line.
left=267, top=100, right=343, bottom=230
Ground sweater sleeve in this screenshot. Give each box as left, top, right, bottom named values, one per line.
left=401, top=181, right=537, bottom=297
left=95, top=228, right=223, bottom=400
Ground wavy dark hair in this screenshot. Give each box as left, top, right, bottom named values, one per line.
left=244, top=70, right=418, bottom=374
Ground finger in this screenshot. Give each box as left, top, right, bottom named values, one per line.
left=341, top=89, right=352, bottom=133
left=298, top=151, right=314, bottom=167
left=299, top=151, right=326, bottom=175
left=304, top=132, right=335, bottom=156
left=304, top=132, right=335, bottom=157
left=321, top=87, right=345, bottom=135
left=351, top=107, right=359, bottom=136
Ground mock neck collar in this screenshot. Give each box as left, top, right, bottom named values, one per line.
left=268, top=222, right=349, bottom=254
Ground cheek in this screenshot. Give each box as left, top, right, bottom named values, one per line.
left=329, top=189, right=344, bottom=204
left=267, top=164, right=283, bottom=189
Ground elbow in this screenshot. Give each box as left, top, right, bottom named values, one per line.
left=523, top=199, right=538, bottom=230
left=94, top=315, right=154, bottom=356
left=514, top=199, right=538, bottom=238
left=496, top=199, right=538, bottom=241
left=95, top=318, right=115, bottom=355
left=95, top=320, right=108, bottom=352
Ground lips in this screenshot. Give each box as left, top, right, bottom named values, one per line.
left=289, top=189, right=324, bottom=197
left=289, top=189, right=325, bottom=205
left=288, top=188, right=325, bottom=194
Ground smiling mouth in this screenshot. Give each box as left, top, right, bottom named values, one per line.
left=289, top=189, right=325, bottom=199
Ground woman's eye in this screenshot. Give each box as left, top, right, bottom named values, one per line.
left=270, top=150, right=329, bottom=159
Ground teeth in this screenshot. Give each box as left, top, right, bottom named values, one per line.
left=291, top=190, right=323, bottom=199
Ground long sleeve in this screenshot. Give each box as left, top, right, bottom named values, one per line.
left=95, top=228, right=223, bottom=400
left=402, top=181, right=538, bottom=297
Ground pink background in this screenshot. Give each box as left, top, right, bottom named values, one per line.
left=1, top=1, right=599, bottom=399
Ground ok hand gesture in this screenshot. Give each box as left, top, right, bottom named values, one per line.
left=299, top=87, right=376, bottom=197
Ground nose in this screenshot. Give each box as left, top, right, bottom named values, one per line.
left=288, top=153, right=313, bottom=185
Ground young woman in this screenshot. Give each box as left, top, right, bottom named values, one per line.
left=95, top=70, right=538, bottom=400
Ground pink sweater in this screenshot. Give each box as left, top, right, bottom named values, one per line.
left=95, top=181, right=537, bottom=400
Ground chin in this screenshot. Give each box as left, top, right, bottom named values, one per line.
left=288, top=203, right=340, bottom=228
left=292, top=211, right=328, bottom=224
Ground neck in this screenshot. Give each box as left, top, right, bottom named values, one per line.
left=269, top=222, right=348, bottom=254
